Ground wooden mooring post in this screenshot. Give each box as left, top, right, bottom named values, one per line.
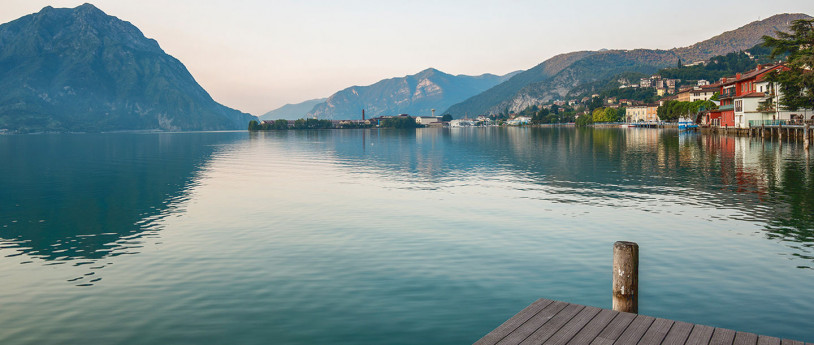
left=805, top=123, right=810, bottom=149
left=612, top=241, right=638, bottom=314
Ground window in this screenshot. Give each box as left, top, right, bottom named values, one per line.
left=735, top=100, right=742, bottom=112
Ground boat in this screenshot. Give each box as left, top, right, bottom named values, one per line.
left=678, top=117, right=698, bottom=130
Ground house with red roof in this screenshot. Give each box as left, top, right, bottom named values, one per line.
left=709, top=63, right=813, bottom=128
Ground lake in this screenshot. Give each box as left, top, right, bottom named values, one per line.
left=1, top=127, right=812, bottom=344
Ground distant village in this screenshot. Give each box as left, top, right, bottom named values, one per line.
left=253, top=62, right=813, bottom=131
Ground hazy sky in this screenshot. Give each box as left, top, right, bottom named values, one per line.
left=2, top=1, right=814, bottom=115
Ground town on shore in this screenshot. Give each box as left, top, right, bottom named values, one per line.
left=250, top=61, right=813, bottom=132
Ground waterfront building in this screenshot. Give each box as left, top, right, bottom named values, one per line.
left=712, top=64, right=814, bottom=128
left=507, top=116, right=531, bottom=125
left=415, top=116, right=441, bottom=125
left=625, top=104, right=659, bottom=122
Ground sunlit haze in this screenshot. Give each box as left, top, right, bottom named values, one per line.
left=2, top=0, right=814, bottom=115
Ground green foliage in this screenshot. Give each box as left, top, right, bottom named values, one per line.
left=380, top=116, right=419, bottom=129
left=531, top=107, right=550, bottom=124
left=274, top=119, right=290, bottom=129
left=762, top=19, right=814, bottom=111
left=250, top=118, right=333, bottom=130
left=592, top=107, right=621, bottom=122
left=657, top=100, right=717, bottom=122
left=575, top=114, right=593, bottom=127
left=441, top=114, right=453, bottom=121
left=658, top=44, right=775, bottom=85
left=568, top=71, right=658, bottom=104
left=293, top=118, right=334, bottom=129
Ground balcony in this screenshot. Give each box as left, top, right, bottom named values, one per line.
left=718, top=104, right=734, bottom=111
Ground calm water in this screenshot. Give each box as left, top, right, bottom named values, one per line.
left=1, top=128, right=812, bottom=344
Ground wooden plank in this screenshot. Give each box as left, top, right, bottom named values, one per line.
left=542, top=305, right=602, bottom=345
left=612, top=314, right=655, bottom=345
left=518, top=303, right=585, bottom=345
left=661, top=321, right=694, bottom=345
left=636, top=318, right=674, bottom=345
left=496, top=300, right=569, bottom=345
left=733, top=332, right=758, bottom=345
left=476, top=299, right=555, bottom=345
left=756, top=336, right=781, bottom=345
left=685, top=325, right=715, bottom=345
left=565, top=309, right=619, bottom=345
left=479, top=298, right=810, bottom=345
left=590, top=312, right=637, bottom=345
left=710, top=327, right=737, bottom=345
left=779, top=340, right=804, bottom=345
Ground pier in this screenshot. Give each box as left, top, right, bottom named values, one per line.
left=476, top=242, right=811, bottom=345
left=701, top=121, right=812, bottom=148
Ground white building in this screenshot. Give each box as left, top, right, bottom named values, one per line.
left=415, top=116, right=441, bottom=125
left=449, top=119, right=474, bottom=127
left=733, top=80, right=814, bottom=128
left=690, top=85, right=719, bottom=102
left=507, top=116, right=531, bottom=125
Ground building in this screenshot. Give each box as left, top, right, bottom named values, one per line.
left=676, top=84, right=719, bottom=103
left=626, top=104, right=659, bottom=123
left=715, top=64, right=791, bottom=128
left=507, top=116, right=531, bottom=125
left=690, top=84, right=719, bottom=102
left=677, top=87, right=693, bottom=102
left=415, top=116, right=441, bottom=125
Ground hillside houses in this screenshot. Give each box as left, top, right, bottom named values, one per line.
left=677, top=84, right=719, bottom=102
left=705, top=63, right=813, bottom=128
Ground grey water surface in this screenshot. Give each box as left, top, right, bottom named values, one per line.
left=1, top=128, right=812, bottom=344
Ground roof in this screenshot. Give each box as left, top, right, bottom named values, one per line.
left=737, top=92, right=767, bottom=98
left=721, top=64, right=787, bottom=86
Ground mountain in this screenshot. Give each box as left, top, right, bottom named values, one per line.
left=306, top=68, right=520, bottom=120
left=260, top=98, right=327, bottom=120
left=0, top=4, right=256, bottom=133
left=444, top=13, right=811, bottom=116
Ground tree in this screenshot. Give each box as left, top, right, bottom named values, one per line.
left=575, top=114, right=593, bottom=127
left=762, top=19, right=814, bottom=111
left=441, top=114, right=453, bottom=122
left=248, top=120, right=260, bottom=131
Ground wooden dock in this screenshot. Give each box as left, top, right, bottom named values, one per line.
left=475, top=298, right=810, bottom=345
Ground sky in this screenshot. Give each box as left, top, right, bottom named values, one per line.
left=2, top=1, right=814, bottom=115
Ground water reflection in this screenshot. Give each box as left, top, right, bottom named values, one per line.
left=250, top=128, right=813, bottom=267
left=3, top=129, right=812, bottom=274
left=0, top=132, right=245, bottom=283
left=680, top=134, right=814, bottom=265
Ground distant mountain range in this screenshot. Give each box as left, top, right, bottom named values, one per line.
left=1, top=6, right=809, bottom=132
left=0, top=4, right=256, bottom=133
left=260, top=98, right=326, bottom=120
left=305, top=68, right=521, bottom=120
left=444, top=13, right=811, bottom=116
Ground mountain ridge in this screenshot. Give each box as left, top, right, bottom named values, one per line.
left=444, top=13, right=811, bottom=116
left=0, top=4, right=256, bottom=133
left=260, top=98, right=327, bottom=120
left=305, top=68, right=521, bottom=120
